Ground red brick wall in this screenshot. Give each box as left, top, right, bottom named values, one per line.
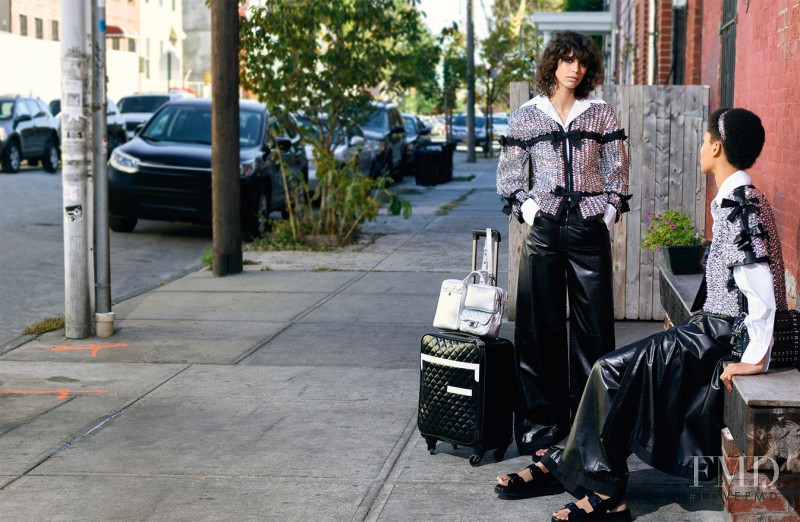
left=684, top=0, right=703, bottom=84
left=655, top=0, right=673, bottom=84
left=634, top=0, right=649, bottom=84
left=733, top=0, right=800, bottom=306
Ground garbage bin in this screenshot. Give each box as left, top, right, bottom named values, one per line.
left=439, top=141, right=456, bottom=183
left=414, top=143, right=443, bottom=186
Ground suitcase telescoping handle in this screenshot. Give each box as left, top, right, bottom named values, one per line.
left=471, top=228, right=501, bottom=285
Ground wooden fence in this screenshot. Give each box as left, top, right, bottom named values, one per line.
left=507, top=84, right=710, bottom=321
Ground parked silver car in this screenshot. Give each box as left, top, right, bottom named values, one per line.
left=451, top=113, right=488, bottom=151
left=117, top=92, right=194, bottom=141
left=296, top=115, right=376, bottom=193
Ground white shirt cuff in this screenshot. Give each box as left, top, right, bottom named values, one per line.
left=521, top=199, right=539, bottom=226
left=603, top=204, right=616, bottom=231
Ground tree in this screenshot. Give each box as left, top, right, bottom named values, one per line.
left=439, top=23, right=467, bottom=141
left=239, top=0, right=434, bottom=246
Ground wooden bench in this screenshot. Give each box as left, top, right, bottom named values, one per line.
left=659, top=266, right=800, bottom=520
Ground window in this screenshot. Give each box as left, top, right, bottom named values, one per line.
left=111, top=38, right=120, bottom=50
left=670, top=7, right=687, bottom=85
left=720, top=0, right=737, bottom=107
left=128, top=38, right=136, bottom=52
left=19, top=14, right=27, bottom=36
left=52, top=20, right=59, bottom=41
left=35, top=17, right=42, bottom=39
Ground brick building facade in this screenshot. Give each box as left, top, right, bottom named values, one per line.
left=721, top=0, right=800, bottom=306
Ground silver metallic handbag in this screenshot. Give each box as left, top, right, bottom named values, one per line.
left=458, top=271, right=508, bottom=337
left=432, top=277, right=469, bottom=331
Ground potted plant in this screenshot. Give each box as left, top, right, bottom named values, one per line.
left=640, top=208, right=701, bottom=275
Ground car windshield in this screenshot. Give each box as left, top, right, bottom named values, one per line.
left=0, top=100, right=14, bottom=120
left=118, top=96, right=170, bottom=114
left=50, top=99, right=61, bottom=116
left=453, top=115, right=484, bottom=127
left=361, top=109, right=388, bottom=130
left=140, top=105, right=263, bottom=147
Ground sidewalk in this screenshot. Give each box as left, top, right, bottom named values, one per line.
left=0, top=152, right=726, bottom=521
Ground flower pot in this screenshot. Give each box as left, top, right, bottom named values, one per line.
left=662, top=245, right=701, bottom=275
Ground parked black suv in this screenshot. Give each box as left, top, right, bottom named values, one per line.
left=0, top=95, right=60, bottom=173
left=360, top=101, right=406, bottom=180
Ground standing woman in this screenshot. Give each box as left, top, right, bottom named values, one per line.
left=496, top=31, right=630, bottom=460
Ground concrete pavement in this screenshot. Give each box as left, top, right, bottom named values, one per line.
left=0, top=152, right=727, bottom=520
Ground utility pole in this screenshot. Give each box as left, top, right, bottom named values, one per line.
left=61, top=0, right=93, bottom=338
left=210, top=0, right=242, bottom=276
left=93, top=0, right=114, bottom=337
left=466, top=0, right=476, bottom=163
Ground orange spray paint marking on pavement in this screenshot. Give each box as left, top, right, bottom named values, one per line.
left=51, top=343, right=128, bottom=358
left=0, top=389, right=108, bottom=400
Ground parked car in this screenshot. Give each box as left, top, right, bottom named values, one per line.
left=108, top=98, right=307, bottom=238
left=116, top=92, right=191, bottom=141
left=295, top=114, right=376, bottom=192
left=491, top=113, right=508, bottom=139
left=402, top=113, right=431, bottom=177
left=451, top=113, right=488, bottom=151
left=50, top=98, right=128, bottom=158
left=0, top=95, right=60, bottom=173
left=359, top=101, right=406, bottom=181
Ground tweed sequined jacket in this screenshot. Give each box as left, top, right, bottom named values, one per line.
left=703, top=184, right=787, bottom=317
left=496, top=96, right=630, bottom=222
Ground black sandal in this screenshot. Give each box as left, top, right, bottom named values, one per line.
left=550, top=493, right=632, bottom=521
left=494, top=463, right=564, bottom=499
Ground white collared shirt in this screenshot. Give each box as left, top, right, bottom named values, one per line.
left=714, top=170, right=776, bottom=370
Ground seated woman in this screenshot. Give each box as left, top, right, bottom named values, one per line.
left=494, top=107, right=787, bottom=521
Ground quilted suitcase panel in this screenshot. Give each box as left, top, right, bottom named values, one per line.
left=418, top=333, right=483, bottom=445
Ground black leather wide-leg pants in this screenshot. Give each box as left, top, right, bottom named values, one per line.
left=513, top=207, right=615, bottom=454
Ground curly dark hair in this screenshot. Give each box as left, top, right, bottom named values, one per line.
left=535, top=31, right=603, bottom=99
left=708, top=108, right=765, bottom=170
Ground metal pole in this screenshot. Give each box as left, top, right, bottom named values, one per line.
left=211, top=0, right=242, bottom=276
left=93, top=0, right=114, bottom=336
left=61, top=0, right=93, bottom=338
left=466, top=0, right=476, bottom=162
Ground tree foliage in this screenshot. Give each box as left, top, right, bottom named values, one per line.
left=239, top=0, right=433, bottom=246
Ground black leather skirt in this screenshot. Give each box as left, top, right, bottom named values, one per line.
left=540, top=312, right=734, bottom=498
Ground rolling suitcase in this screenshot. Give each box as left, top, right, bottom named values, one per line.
left=417, top=228, right=515, bottom=466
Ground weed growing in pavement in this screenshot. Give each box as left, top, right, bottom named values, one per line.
left=201, top=248, right=212, bottom=269
left=22, top=317, right=64, bottom=336
left=436, top=189, right=475, bottom=216
left=242, top=259, right=261, bottom=265
left=260, top=265, right=272, bottom=271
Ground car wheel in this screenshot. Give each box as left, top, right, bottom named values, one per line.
left=244, top=185, right=270, bottom=240
left=42, top=138, right=59, bottom=173
left=109, top=215, right=137, bottom=233
left=2, top=141, right=21, bottom=173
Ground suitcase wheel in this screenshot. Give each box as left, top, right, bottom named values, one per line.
left=469, top=452, right=485, bottom=467
left=424, top=436, right=437, bottom=454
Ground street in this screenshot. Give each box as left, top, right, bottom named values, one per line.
left=0, top=166, right=212, bottom=348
